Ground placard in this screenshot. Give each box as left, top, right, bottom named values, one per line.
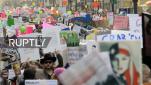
left=18, top=33, right=41, bottom=63
left=42, top=29, right=61, bottom=53
left=127, top=14, right=142, bottom=33
left=16, top=25, right=33, bottom=36
left=113, top=16, right=129, bottom=30
left=97, top=30, right=142, bottom=41
left=8, top=69, right=24, bottom=79
left=25, top=80, right=57, bottom=85
left=59, top=50, right=113, bottom=85
left=107, top=12, right=114, bottom=26
left=99, top=41, right=142, bottom=85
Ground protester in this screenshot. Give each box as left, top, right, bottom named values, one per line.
left=0, top=69, right=9, bottom=85
left=35, top=53, right=57, bottom=79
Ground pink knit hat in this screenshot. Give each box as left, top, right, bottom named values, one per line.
left=54, top=68, right=65, bottom=77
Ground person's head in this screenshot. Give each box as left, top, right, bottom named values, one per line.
left=109, top=43, right=130, bottom=75
left=1, top=69, right=8, bottom=80
left=24, top=68, right=36, bottom=80
left=40, top=53, right=56, bottom=70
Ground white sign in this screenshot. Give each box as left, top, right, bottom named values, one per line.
left=18, top=33, right=41, bottom=63
left=18, top=48, right=40, bottom=63
left=8, top=70, right=24, bottom=79
left=25, top=80, right=58, bottom=85
left=97, top=30, right=143, bottom=48
left=97, top=30, right=142, bottom=41
left=42, top=29, right=61, bottom=53
left=127, top=14, right=142, bottom=33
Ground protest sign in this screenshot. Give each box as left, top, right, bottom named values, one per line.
left=0, top=61, right=4, bottom=71
left=99, top=41, right=142, bottom=85
left=1, top=48, right=20, bottom=64
left=42, top=22, right=54, bottom=29
left=42, top=29, right=61, bottom=53
left=18, top=48, right=40, bottom=63
left=67, top=47, right=80, bottom=65
left=18, top=33, right=41, bottom=63
left=59, top=50, right=114, bottom=85
left=8, top=69, right=24, bottom=79
left=96, top=30, right=143, bottom=48
left=25, top=80, right=58, bottom=85
left=113, top=16, right=129, bottom=30
left=97, top=30, right=142, bottom=41
left=127, top=14, right=142, bottom=33
left=16, top=25, right=33, bottom=36
left=60, top=31, right=79, bottom=47
left=107, top=12, right=114, bottom=26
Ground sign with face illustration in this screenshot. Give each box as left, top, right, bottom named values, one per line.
left=99, top=41, right=142, bottom=85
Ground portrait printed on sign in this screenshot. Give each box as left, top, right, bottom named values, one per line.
left=99, top=41, right=142, bottom=85
left=142, top=13, right=151, bottom=57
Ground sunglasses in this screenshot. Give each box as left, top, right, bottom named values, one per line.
left=44, top=61, right=52, bottom=64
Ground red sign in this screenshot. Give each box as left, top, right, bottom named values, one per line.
left=113, top=16, right=129, bottom=30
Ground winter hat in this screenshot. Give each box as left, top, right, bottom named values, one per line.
left=54, top=67, right=65, bottom=77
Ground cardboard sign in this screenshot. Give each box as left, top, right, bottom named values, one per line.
left=127, top=14, right=142, bottom=33
left=25, top=80, right=57, bottom=85
left=113, top=16, right=129, bottom=30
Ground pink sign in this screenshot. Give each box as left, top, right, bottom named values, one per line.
left=42, top=22, right=54, bottom=29
left=0, top=11, right=6, bottom=20
left=16, top=25, right=33, bottom=36
left=113, top=16, right=129, bottom=30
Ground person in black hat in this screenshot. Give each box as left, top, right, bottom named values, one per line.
left=38, top=53, right=56, bottom=79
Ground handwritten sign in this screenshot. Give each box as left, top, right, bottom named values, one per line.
left=107, top=12, right=114, bottom=26
left=42, top=29, right=61, bottom=53
left=97, top=31, right=142, bottom=41
left=113, top=16, right=129, bottom=30
left=8, top=70, right=24, bottom=79
left=127, top=14, right=142, bottom=33
left=25, top=80, right=57, bottom=85
left=18, top=33, right=41, bottom=63
left=97, top=30, right=143, bottom=48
